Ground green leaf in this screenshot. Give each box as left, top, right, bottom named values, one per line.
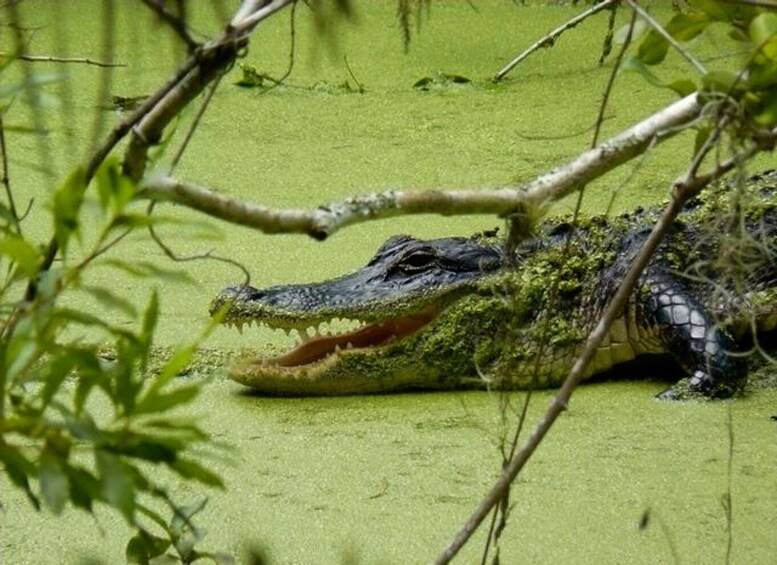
left=82, top=285, right=138, bottom=319
left=108, top=213, right=160, bottom=230
left=750, top=12, right=777, bottom=59
left=637, top=12, right=711, bottom=66
left=142, top=291, right=159, bottom=342
left=152, top=345, right=197, bottom=393
left=75, top=373, right=100, bottom=414
left=111, top=438, right=178, bottom=463
left=60, top=410, right=100, bottom=441
left=96, top=158, right=137, bottom=214
left=53, top=167, right=87, bottom=253
left=136, top=384, right=200, bottom=415
left=170, top=497, right=209, bottom=532
left=695, top=0, right=758, bottom=24
left=623, top=55, right=693, bottom=97
left=751, top=88, right=777, bottom=127
left=701, top=69, right=745, bottom=95
left=126, top=528, right=171, bottom=564
left=114, top=352, right=140, bottom=416
left=0, top=236, right=40, bottom=279
left=623, top=56, right=667, bottom=86
left=169, top=459, right=224, bottom=488
left=667, top=78, right=697, bottom=97
left=64, top=465, right=101, bottom=511
left=39, top=447, right=70, bottom=515
left=99, top=259, right=194, bottom=284
left=96, top=450, right=136, bottom=522
left=637, top=29, right=669, bottom=65
left=5, top=331, right=39, bottom=384
left=0, top=443, right=40, bottom=510
left=750, top=12, right=777, bottom=44
left=666, top=13, right=710, bottom=42
left=41, top=353, right=77, bottom=406
left=52, top=307, right=111, bottom=329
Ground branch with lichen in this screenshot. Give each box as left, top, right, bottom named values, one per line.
left=139, top=93, right=705, bottom=239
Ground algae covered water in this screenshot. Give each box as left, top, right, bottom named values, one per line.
left=1, top=2, right=775, bottom=563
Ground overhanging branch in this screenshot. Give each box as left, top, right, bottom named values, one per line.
left=139, top=93, right=705, bottom=239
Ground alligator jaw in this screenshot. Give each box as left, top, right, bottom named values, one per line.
left=254, top=306, right=441, bottom=368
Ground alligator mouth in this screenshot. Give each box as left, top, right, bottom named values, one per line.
left=256, top=307, right=441, bottom=368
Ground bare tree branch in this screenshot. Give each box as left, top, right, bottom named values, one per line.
left=230, top=0, right=297, bottom=35
left=493, top=0, right=618, bottom=82
left=139, top=93, right=705, bottom=239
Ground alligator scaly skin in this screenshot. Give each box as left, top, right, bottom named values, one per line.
left=212, top=171, right=777, bottom=397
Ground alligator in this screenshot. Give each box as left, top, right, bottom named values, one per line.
left=211, top=171, right=777, bottom=398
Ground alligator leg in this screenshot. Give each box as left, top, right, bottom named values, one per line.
left=641, top=273, right=746, bottom=399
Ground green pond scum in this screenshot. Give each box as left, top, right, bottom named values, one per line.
left=1, top=1, right=776, bottom=564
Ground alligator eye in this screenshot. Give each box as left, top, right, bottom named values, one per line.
left=391, top=249, right=438, bottom=274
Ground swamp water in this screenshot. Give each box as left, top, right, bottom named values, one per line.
left=1, top=2, right=775, bottom=563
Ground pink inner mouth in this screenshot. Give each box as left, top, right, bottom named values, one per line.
left=267, top=308, right=440, bottom=367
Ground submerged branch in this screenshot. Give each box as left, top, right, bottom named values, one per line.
left=139, top=93, right=704, bottom=239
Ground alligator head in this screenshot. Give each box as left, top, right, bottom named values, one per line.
left=210, top=234, right=505, bottom=394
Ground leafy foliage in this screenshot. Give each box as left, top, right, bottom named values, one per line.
left=629, top=2, right=777, bottom=129
left=0, top=157, right=224, bottom=556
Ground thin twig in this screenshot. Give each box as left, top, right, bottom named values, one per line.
left=86, top=0, right=116, bottom=160
left=169, top=74, right=223, bottom=173
left=592, top=10, right=638, bottom=148
left=724, top=402, right=734, bottom=565
left=0, top=52, right=126, bottom=67
left=259, top=0, right=298, bottom=95
left=493, top=0, right=618, bottom=82
left=139, top=0, right=200, bottom=51
left=0, top=115, right=20, bottom=234
left=149, top=224, right=251, bottom=286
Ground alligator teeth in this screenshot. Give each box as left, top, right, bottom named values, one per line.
left=346, top=342, right=353, bottom=349
left=283, top=328, right=291, bottom=337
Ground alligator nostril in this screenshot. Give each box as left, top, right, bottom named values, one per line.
left=221, top=284, right=263, bottom=301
